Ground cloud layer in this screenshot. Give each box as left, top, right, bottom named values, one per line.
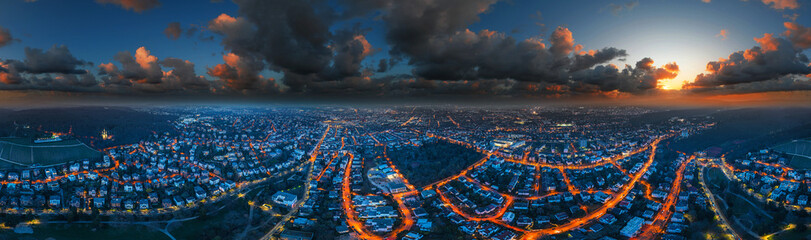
left=2, top=0, right=809, bottom=101
left=687, top=22, right=811, bottom=94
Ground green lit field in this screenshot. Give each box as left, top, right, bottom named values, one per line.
left=773, top=139, right=811, bottom=169
left=0, top=137, right=101, bottom=167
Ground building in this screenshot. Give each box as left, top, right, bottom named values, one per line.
left=620, top=217, right=645, bottom=238
left=272, top=192, right=298, bottom=208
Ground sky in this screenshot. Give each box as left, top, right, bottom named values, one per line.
left=0, top=0, right=810, bottom=105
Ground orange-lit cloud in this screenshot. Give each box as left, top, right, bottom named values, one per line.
left=783, top=22, right=811, bottom=49
left=551, top=27, right=575, bottom=57
left=689, top=33, right=810, bottom=90
left=716, top=29, right=728, bottom=40
left=206, top=53, right=278, bottom=92
left=0, top=72, right=20, bottom=85
left=134, top=46, right=159, bottom=72
left=761, top=0, right=799, bottom=10
left=754, top=33, right=779, bottom=51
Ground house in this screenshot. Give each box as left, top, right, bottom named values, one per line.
left=365, top=218, right=395, bottom=232
left=420, top=189, right=437, bottom=199
left=675, top=201, right=689, bottom=212
left=194, top=186, right=207, bottom=199
left=491, top=230, right=517, bottom=240
left=477, top=222, right=500, bottom=237
left=416, top=218, right=432, bottom=232
left=139, top=199, right=149, bottom=210
left=111, top=198, right=122, bottom=208
left=536, top=216, right=551, bottom=225
left=554, top=212, right=569, bottom=221
left=94, top=198, right=105, bottom=208
left=403, top=232, right=423, bottom=240
left=516, top=216, right=533, bottom=227
left=620, top=217, right=645, bottom=237
left=475, top=204, right=498, bottom=215
left=502, top=212, right=515, bottom=223
left=272, top=192, right=298, bottom=208
left=642, top=210, right=655, bottom=219
left=48, top=195, right=60, bottom=207
left=589, top=223, right=604, bottom=232
left=459, top=221, right=477, bottom=234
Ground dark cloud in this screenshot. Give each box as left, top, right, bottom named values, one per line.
left=570, top=47, right=628, bottom=72
left=571, top=58, right=679, bottom=93
left=0, top=62, right=23, bottom=85
left=346, top=0, right=661, bottom=94
left=373, top=0, right=499, bottom=60
left=687, top=34, right=811, bottom=88
left=106, top=47, right=163, bottom=84
left=0, top=51, right=100, bottom=93
left=690, top=75, right=811, bottom=95
left=376, top=59, right=389, bottom=73
left=376, top=58, right=400, bottom=73
left=3, top=45, right=88, bottom=74
left=329, top=28, right=375, bottom=79
left=164, top=22, right=182, bottom=40
left=160, top=57, right=211, bottom=91
left=216, top=0, right=335, bottom=75
left=0, top=72, right=101, bottom=92
left=96, top=0, right=160, bottom=13
left=206, top=53, right=268, bottom=91
left=207, top=0, right=387, bottom=93
left=0, top=26, right=13, bottom=48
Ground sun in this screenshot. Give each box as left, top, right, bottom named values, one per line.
left=658, top=78, right=687, bottom=91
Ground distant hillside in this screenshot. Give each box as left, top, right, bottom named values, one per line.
left=669, top=107, right=811, bottom=158
left=0, top=107, right=177, bottom=149
left=0, top=137, right=101, bottom=168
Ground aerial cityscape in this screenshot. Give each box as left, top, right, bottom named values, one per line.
left=2, top=0, right=811, bottom=240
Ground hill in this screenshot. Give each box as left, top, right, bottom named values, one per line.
left=0, top=137, right=101, bottom=168
left=669, top=107, right=811, bottom=158
left=0, top=107, right=176, bottom=149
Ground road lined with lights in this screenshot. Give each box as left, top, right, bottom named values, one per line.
left=634, top=155, right=694, bottom=240
left=699, top=164, right=742, bottom=240
left=261, top=124, right=331, bottom=240
left=423, top=132, right=668, bottom=239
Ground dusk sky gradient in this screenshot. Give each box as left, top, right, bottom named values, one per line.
left=0, top=0, right=810, bottom=104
